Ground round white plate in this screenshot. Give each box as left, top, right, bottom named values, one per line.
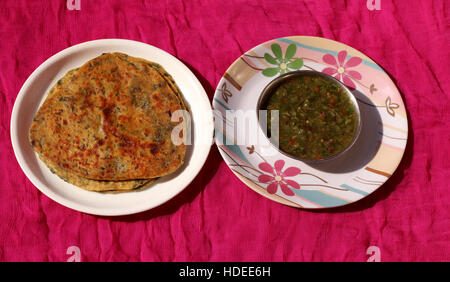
left=11, top=39, right=214, bottom=216
left=213, top=36, right=408, bottom=209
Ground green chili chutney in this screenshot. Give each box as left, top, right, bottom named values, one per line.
left=265, top=74, right=358, bottom=160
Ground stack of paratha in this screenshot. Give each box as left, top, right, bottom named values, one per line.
left=29, top=53, right=188, bottom=193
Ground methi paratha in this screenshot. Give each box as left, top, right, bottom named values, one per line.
left=121, top=56, right=190, bottom=112
left=32, top=65, right=156, bottom=192
left=38, top=152, right=155, bottom=192
left=29, top=52, right=187, bottom=187
left=120, top=56, right=191, bottom=145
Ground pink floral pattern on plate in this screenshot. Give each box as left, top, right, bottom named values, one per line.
left=322, top=50, right=362, bottom=89
left=257, top=160, right=301, bottom=196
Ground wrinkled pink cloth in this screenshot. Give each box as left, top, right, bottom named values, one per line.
left=0, top=0, right=449, bottom=262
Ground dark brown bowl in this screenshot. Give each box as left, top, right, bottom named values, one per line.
left=256, top=70, right=362, bottom=164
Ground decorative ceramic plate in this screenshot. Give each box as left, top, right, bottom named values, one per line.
left=11, top=39, right=214, bottom=216
left=212, top=36, right=408, bottom=209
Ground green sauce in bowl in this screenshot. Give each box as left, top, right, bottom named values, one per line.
left=262, top=72, right=360, bottom=161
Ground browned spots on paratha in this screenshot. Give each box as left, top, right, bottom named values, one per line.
left=29, top=53, right=187, bottom=188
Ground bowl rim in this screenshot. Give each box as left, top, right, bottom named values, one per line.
left=256, top=70, right=362, bottom=164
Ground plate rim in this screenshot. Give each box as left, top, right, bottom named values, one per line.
left=212, top=35, right=408, bottom=209
left=10, top=38, right=214, bottom=216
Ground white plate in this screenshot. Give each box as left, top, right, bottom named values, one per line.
left=11, top=39, right=214, bottom=216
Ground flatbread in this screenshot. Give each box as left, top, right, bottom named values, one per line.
left=38, top=153, right=154, bottom=192
left=124, top=57, right=190, bottom=112
left=121, top=56, right=191, bottom=145
left=29, top=52, right=187, bottom=182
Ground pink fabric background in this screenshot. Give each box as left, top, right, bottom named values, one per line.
left=0, top=0, right=449, bottom=262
